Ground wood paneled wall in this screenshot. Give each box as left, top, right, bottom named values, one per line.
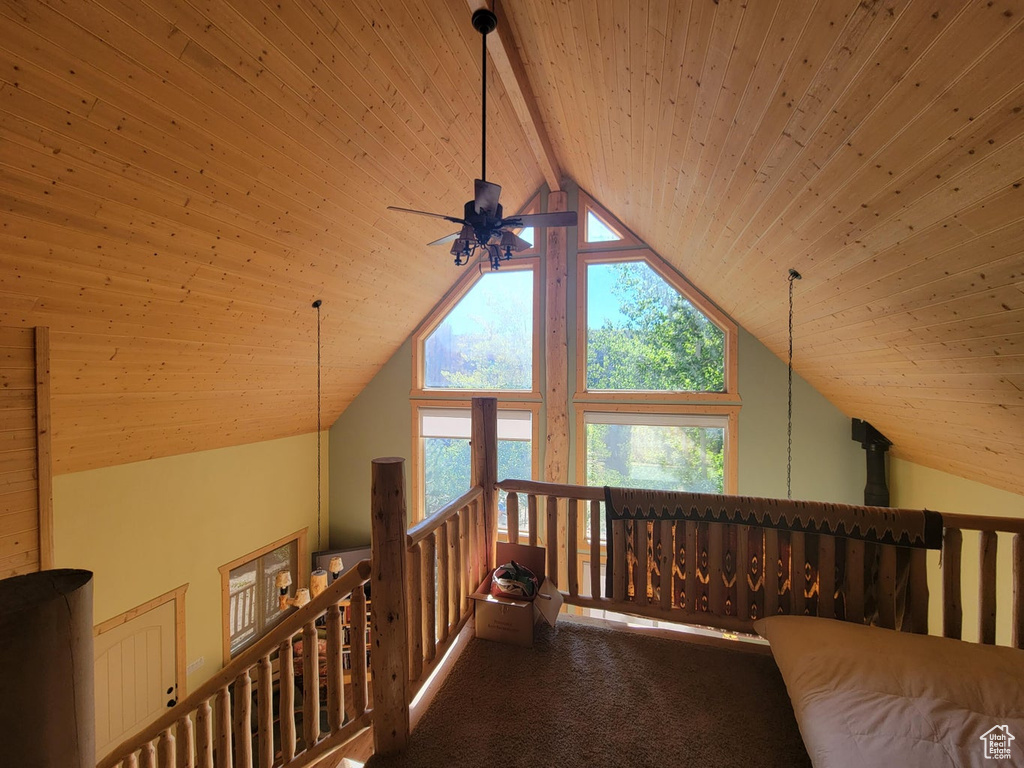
left=0, top=326, right=52, bottom=577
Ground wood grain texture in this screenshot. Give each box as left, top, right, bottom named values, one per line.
left=0, top=0, right=1020, bottom=495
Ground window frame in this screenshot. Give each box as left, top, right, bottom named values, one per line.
left=411, top=400, right=541, bottom=523
left=575, top=250, right=739, bottom=403
left=218, top=528, right=308, bottom=664
left=410, top=256, right=542, bottom=400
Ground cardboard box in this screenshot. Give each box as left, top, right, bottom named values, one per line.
left=470, top=542, right=563, bottom=647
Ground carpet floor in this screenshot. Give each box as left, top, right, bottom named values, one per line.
left=366, top=619, right=811, bottom=768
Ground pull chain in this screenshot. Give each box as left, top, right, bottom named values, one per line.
left=313, top=299, right=323, bottom=550
left=787, top=269, right=801, bottom=500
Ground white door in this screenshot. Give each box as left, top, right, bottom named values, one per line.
left=94, top=599, right=178, bottom=757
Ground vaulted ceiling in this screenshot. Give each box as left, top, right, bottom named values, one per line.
left=0, top=0, right=1021, bottom=495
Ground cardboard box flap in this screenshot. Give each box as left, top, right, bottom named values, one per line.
left=534, top=579, right=563, bottom=626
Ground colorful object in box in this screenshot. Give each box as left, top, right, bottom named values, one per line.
left=490, top=561, right=539, bottom=601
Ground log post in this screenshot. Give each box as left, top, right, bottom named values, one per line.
left=370, top=457, right=410, bottom=756
left=471, top=397, right=499, bottom=571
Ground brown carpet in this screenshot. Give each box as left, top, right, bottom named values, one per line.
left=367, top=619, right=811, bottom=768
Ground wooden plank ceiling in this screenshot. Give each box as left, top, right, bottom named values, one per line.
left=0, top=0, right=1021, bottom=496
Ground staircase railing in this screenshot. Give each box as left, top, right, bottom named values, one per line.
left=98, top=560, right=373, bottom=768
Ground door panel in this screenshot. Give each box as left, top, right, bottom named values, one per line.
left=94, top=599, right=177, bottom=756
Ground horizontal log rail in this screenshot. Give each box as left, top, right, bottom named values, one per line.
left=98, top=561, right=374, bottom=768
left=406, top=486, right=483, bottom=547
left=496, top=479, right=1024, bottom=650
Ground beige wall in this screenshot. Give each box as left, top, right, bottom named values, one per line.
left=890, top=457, right=1024, bottom=645
left=53, top=431, right=329, bottom=691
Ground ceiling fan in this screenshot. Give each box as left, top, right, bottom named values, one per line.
left=387, top=8, right=577, bottom=270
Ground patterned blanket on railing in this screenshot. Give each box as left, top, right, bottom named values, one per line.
left=603, top=487, right=943, bottom=549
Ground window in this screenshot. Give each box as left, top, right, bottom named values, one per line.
left=416, top=406, right=536, bottom=522
left=219, top=530, right=306, bottom=662
left=584, top=259, right=726, bottom=393
left=583, top=411, right=729, bottom=493
left=421, top=268, right=536, bottom=392
left=585, top=209, right=622, bottom=243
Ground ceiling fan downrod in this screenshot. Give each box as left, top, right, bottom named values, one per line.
left=472, top=8, right=497, bottom=183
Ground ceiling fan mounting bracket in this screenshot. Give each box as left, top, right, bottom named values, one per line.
left=471, top=8, right=497, bottom=36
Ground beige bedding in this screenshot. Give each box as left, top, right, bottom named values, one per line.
left=756, top=616, right=1024, bottom=768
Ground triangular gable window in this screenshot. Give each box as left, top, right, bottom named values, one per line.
left=585, top=210, right=622, bottom=243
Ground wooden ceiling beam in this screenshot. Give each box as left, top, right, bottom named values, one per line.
left=468, top=0, right=562, bottom=192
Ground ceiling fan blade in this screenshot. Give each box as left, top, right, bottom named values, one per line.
left=387, top=206, right=467, bottom=225
left=503, top=210, right=578, bottom=229
left=474, top=179, right=502, bottom=215
left=427, top=232, right=460, bottom=247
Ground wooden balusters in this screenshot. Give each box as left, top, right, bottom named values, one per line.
left=277, top=641, right=296, bottom=763
left=636, top=519, right=650, bottom=606
left=1013, top=534, right=1024, bottom=650
left=612, top=519, right=626, bottom=602
left=176, top=715, right=194, bottom=768
left=790, top=532, right=806, bottom=616
left=215, top=685, right=231, bottom=768
left=508, top=493, right=520, bottom=545
left=877, top=545, right=897, bottom=630
left=233, top=671, right=252, bottom=768
left=302, top=622, right=320, bottom=748
left=460, top=507, right=470, bottom=616
left=351, top=585, right=369, bottom=716
left=448, top=517, right=460, bottom=626
left=407, top=545, right=423, bottom=684
left=818, top=536, right=835, bottom=619
left=326, top=604, right=345, bottom=732
left=437, top=524, right=449, bottom=644
left=423, top=534, right=437, bottom=663
left=736, top=525, right=749, bottom=620
left=468, top=502, right=479, bottom=587
left=763, top=528, right=779, bottom=617
left=659, top=520, right=673, bottom=611
left=567, top=499, right=579, bottom=599
left=708, top=523, right=724, bottom=614
left=528, top=494, right=539, bottom=548
left=158, top=727, right=175, bottom=767
left=546, top=496, right=559, bottom=588
left=140, top=741, right=157, bottom=768
left=195, top=698, right=213, bottom=768
left=908, top=549, right=929, bottom=634
left=590, top=500, right=602, bottom=600
left=943, top=527, right=963, bottom=639
left=125, top=751, right=139, bottom=768
left=979, top=531, right=998, bottom=644
left=255, top=655, right=273, bottom=768
left=845, top=539, right=865, bottom=624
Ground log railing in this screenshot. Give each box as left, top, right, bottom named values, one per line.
left=98, top=561, right=373, bottom=768
left=496, top=478, right=1024, bottom=649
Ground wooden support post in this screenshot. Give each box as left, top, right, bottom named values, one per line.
left=157, top=729, right=175, bottom=768
left=437, top=524, right=449, bottom=644
left=708, top=524, right=724, bottom=614
left=878, top=545, right=897, bottom=630
left=276, top=642, right=295, bottom=762
left=637, top=520, right=650, bottom=606
left=790, top=532, right=806, bottom=616
left=544, top=191, right=570, bottom=489
left=370, top=457, right=410, bottom=756
left=140, top=742, right=156, bottom=768
left=471, top=398, right=499, bottom=570
left=818, top=536, right=835, bottom=619
left=943, top=528, right=963, bottom=640
left=660, top=520, right=674, bottom=611
left=175, top=716, right=194, bottom=768
left=350, top=587, right=369, bottom=716
left=1013, top=534, right=1024, bottom=650
left=979, top=531, right=998, bottom=645
left=447, top=518, right=459, bottom=632
left=736, top=525, right=750, bottom=620
left=909, top=548, right=929, bottom=634
left=528, top=495, right=539, bottom=547
left=459, top=507, right=470, bottom=616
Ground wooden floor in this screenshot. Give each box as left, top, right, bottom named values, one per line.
left=356, top=614, right=810, bottom=768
